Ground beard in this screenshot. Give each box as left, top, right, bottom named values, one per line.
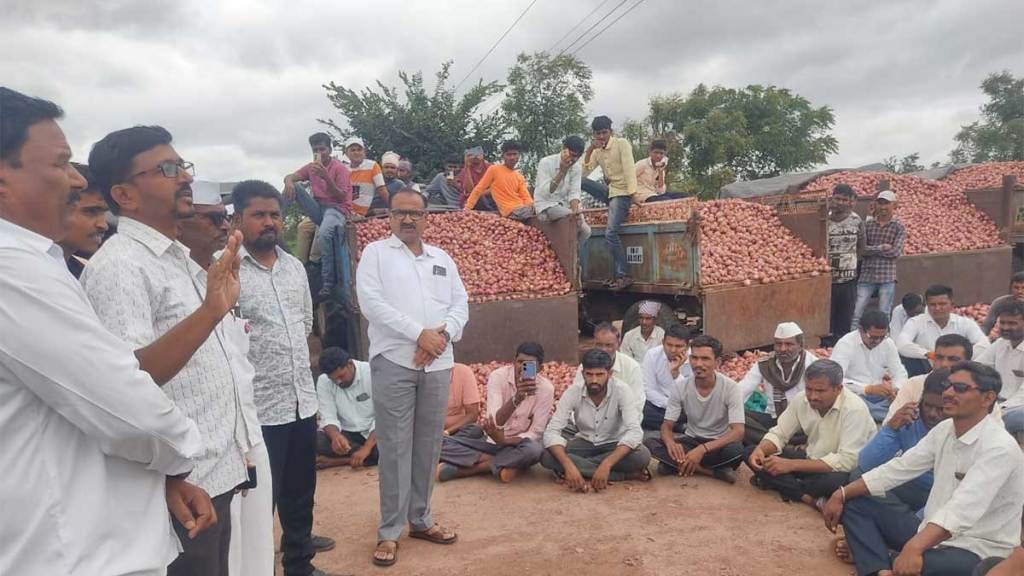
left=251, top=230, right=278, bottom=250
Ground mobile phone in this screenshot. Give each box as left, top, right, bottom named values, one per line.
left=313, top=152, right=321, bottom=165
left=235, top=466, right=257, bottom=492
left=352, top=184, right=360, bottom=199
left=447, top=170, right=456, bottom=180
left=522, top=360, right=538, bottom=380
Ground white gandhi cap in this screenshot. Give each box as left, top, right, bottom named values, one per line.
left=638, top=301, right=661, bottom=316
left=191, top=181, right=223, bottom=206
left=774, top=322, right=803, bottom=339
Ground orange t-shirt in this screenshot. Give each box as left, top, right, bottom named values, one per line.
left=463, top=164, right=533, bottom=216
left=445, top=363, right=481, bottom=429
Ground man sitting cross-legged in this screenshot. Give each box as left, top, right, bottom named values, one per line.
left=314, top=347, right=378, bottom=469
left=541, top=349, right=652, bottom=492
left=437, top=342, right=554, bottom=483
left=644, top=335, right=746, bottom=484
left=824, top=362, right=1024, bottom=576
left=744, top=359, right=876, bottom=510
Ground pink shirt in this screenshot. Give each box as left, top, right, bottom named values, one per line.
left=445, top=363, right=481, bottom=430
left=295, top=157, right=352, bottom=214
left=485, top=365, right=554, bottom=442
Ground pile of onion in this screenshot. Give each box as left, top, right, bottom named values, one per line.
left=720, top=348, right=832, bottom=382
left=698, top=200, right=831, bottom=286
left=954, top=303, right=991, bottom=327
left=801, top=171, right=1004, bottom=254
left=944, top=162, right=1024, bottom=191
left=467, top=361, right=578, bottom=421
left=355, top=212, right=573, bottom=303
left=584, top=198, right=697, bottom=226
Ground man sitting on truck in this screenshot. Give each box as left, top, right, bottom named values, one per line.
left=542, top=350, right=651, bottom=492
left=621, top=301, right=666, bottom=364
left=641, top=324, right=693, bottom=431
left=573, top=323, right=645, bottom=420
left=534, top=135, right=591, bottom=261
left=464, top=140, right=535, bottom=221
left=896, top=284, right=988, bottom=376
left=738, top=322, right=819, bottom=446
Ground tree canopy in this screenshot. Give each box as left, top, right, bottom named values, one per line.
left=951, top=71, right=1024, bottom=163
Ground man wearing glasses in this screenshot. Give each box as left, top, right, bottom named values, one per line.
left=824, top=362, right=1024, bottom=576
left=82, top=126, right=249, bottom=576
left=356, top=188, right=469, bottom=567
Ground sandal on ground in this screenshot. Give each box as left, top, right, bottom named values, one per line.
left=372, top=540, right=398, bottom=567
left=409, top=524, right=458, bottom=545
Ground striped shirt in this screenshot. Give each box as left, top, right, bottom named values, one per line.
left=347, top=159, right=386, bottom=216
left=858, top=218, right=906, bottom=284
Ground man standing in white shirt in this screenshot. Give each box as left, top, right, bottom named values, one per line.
left=977, top=300, right=1024, bottom=439
left=533, top=135, right=591, bottom=260
left=831, top=310, right=909, bottom=422
left=641, top=324, right=694, bottom=431
left=739, top=322, right=818, bottom=445
left=541, top=350, right=651, bottom=492
left=230, top=181, right=341, bottom=576
left=178, top=185, right=274, bottom=576
left=0, top=86, right=214, bottom=576
left=824, top=362, right=1024, bottom=576
left=357, top=188, right=469, bottom=567
left=621, top=301, right=666, bottom=363
left=83, top=125, right=250, bottom=576
left=898, top=284, right=988, bottom=376
left=574, top=322, right=646, bottom=416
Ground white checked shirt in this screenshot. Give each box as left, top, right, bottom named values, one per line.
left=829, top=331, right=908, bottom=396
left=82, top=217, right=247, bottom=498
left=897, top=313, right=988, bottom=360
left=0, top=218, right=200, bottom=576
left=574, top=351, right=646, bottom=414
left=357, top=235, right=469, bottom=372
left=544, top=378, right=643, bottom=449
left=862, top=417, right=1024, bottom=560
left=236, top=245, right=317, bottom=425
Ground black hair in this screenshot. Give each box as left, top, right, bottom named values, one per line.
left=70, top=162, right=99, bottom=193
left=924, top=284, right=953, bottom=300
left=832, top=183, right=856, bottom=198
left=231, top=179, right=282, bottom=213
left=0, top=87, right=64, bottom=167
left=665, top=323, right=691, bottom=343
left=591, top=116, right=612, bottom=131
left=950, top=361, right=1002, bottom=412
left=319, top=346, right=352, bottom=374
left=934, top=333, right=974, bottom=360
left=650, top=139, right=668, bottom=151
left=994, top=299, right=1024, bottom=320
left=923, top=368, right=950, bottom=397
left=1011, top=271, right=1024, bottom=285
left=901, top=292, right=923, bottom=310
left=563, top=135, right=585, bottom=156
left=859, top=309, right=890, bottom=331
left=445, top=153, right=463, bottom=166
left=308, top=132, right=332, bottom=149
left=805, top=359, right=844, bottom=387
left=688, top=334, right=723, bottom=359
left=580, top=349, right=613, bottom=371
left=388, top=187, right=427, bottom=208
left=593, top=321, right=620, bottom=338
left=500, top=140, right=520, bottom=154
left=88, top=125, right=173, bottom=214
left=515, top=341, right=545, bottom=365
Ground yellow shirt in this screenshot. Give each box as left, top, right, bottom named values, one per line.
left=583, top=136, right=638, bottom=199
left=763, top=386, right=876, bottom=472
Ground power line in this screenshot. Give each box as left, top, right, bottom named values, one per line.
left=546, top=0, right=612, bottom=54
left=454, top=0, right=542, bottom=92
left=569, top=0, right=646, bottom=56
left=557, top=0, right=631, bottom=56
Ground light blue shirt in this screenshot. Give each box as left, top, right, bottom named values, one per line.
left=317, top=360, right=375, bottom=437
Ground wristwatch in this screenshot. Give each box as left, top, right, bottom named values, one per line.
left=440, top=330, right=451, bottom=343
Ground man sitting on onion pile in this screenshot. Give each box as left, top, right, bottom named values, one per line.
left=541, top=349, right=651, bottom=492
left=738, top=322, right=819, bottom=446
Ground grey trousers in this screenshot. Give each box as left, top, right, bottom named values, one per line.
left=440, top=426, right=545, bottom=474
left=540, top=438, right=651, bottom=481
left=538, top=206, right=592, bottom=243
left=371, top=355, right=451, bottom=541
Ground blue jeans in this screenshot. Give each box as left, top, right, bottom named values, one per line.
left=1003, top=404, right=1024, bottom=436
left=290, top=184, right=350, bottom=299
left=581, top=179, right=609, bottom=205
left=852, top=281, right=896, bottom=332
left=606, top=196, right=631, bottom=279
left=842, top=497, right=980, bottom=576
left=861, top=394, right=893, bottom=423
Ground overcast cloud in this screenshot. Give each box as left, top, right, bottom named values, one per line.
left=3, top=0, right=1021, bottom=185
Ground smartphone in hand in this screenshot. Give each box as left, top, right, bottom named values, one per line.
left=522, top=360, right=538, bottom=381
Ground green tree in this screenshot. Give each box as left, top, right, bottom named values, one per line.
left=648, top=84, right=837, bottom=197
left=501, top=52, right=594, bottom=180
left=951, top=71, right=1024, bottom=163
left=882, top=152, right=925, bottom=174
left=319, top=61, right=506, bottom=181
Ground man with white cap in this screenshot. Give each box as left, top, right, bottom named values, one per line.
left=343, top=136, right=388, bottom=217
left=851, top=189, right=905, bottom=331
left=176, top=183, right=275, bottom=576
left=381, top=151, right=405, bottom=196
left=621, top=301, right=666, bottom=363
left=739, top=322, right=819, bottom=446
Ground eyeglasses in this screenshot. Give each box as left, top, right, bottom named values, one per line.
left=390, top=209, right=426, bottom=221
left=946, top=381, right=980, bottom=394
left=199, top=212, right=229, bottom=226
left=131, top=160, right=195, bottom=180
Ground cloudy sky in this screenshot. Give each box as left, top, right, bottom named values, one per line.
left=4, top=0, right=1021, bottom=185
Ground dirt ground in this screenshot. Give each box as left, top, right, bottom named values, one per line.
left=298, top=463, right=854, bottom=576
